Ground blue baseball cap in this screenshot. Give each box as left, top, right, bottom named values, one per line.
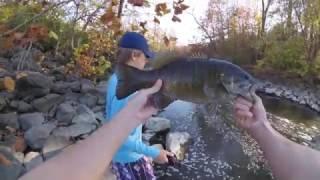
left=118, top=32, right=155, bottom=59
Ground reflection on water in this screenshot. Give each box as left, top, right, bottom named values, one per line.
left=261, top=94, right=320, bottom=127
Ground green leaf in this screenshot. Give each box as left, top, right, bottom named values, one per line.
left=49, top=30, right=59, bottom=40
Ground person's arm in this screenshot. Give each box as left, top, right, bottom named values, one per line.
left=20, top=80, right=163, bottom=180
left=234, top=94, right=320, bottom=180
left=105, top=79, right=170, bottom=163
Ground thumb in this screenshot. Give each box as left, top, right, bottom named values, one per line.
left=251, top=92, right=262, bottom=106
left=143, top=79, right=162, bottom=95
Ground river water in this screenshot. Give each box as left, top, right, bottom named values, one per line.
left=154, top=95, right=320, bottom=180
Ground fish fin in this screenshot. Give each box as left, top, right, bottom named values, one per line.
left=115, top=64, right=150, bottom=99
left=149, top=92, right=175, bottom=109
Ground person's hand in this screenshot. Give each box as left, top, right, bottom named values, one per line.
left=234, top=93, right=268, bottom=132
left=122, top=79, right=162, bottom=124
left=154, top=150, right=174, bottom=164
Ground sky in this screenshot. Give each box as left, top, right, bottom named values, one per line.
left=123, top=0, right=261, bottom=46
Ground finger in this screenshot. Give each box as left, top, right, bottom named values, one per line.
left=252, top=92, right=262, bottom=106
left=234, top=103, right=250, bottom=111
left=236, top=97, right=253, bottom=107
left=166, top=151, right=175, bottom=157
left=142, top=79, right=162, bottom=95
left=236, top=109, right=253, bottom=119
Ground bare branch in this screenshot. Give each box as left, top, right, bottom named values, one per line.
left=0, top=0, right=73, bottom=37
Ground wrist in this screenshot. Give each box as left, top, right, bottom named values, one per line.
left=248, top=120, right=273, bottom=140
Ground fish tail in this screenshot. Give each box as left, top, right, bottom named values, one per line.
left=115, top=64, right=155, bottom=99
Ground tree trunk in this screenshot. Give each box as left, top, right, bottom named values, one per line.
left=118, top=0, right=125, bottom=18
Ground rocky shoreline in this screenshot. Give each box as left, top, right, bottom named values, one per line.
left=258, top=81, right=320, bottom=113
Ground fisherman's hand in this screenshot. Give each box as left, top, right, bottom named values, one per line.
left=154, top=150, right=174, bottom=164
left=124, top=79, right=162, bottom=125
left=234, top=93, right=269, bottom=133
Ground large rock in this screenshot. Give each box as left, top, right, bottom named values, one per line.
left=18, top=112, right=44, bottom=131
left=79, top=93, right=98, bottom=108
left=32, top=94, right=64, bottom=113
left=52, top=81, right=81, bottom=94
left=42, top=136, right=72, bottom=160
left=0, top=95, right=7, bottom=112
left=144, top=117, right=171, bottom=133
left=64, top=92, right=81, bottom=102
left=0, top=148, right=23, bottom=180
left=56, top=102, right=76, bottom=125
left=166, top=132, right=191, bottom=160
left=16, top=72, right=53, bottom=98
left=80, top=79, right=95, bottom=93
left=72, top=104, right=98, bottom=125
left=24, top=122, right=57, bottom=150
left=10, top=101, right=33, bottom=113
left=52, top=123, right=96, bottom=139
left=0, top=112, right=19, bottom=129
left=23, top=152, right=43, bottom=172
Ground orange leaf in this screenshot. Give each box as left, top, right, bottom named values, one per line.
left=163, top=36, right=170, bottom=46
left=180, top=4, right=189, bottom=11
left=155, top=3, right=170, bottom=16
left=4, top=77, right=15, bottom=92
left=172, top=15, right=181, bottom=22
left=153, top=17, right=160, bottom=24
left=128, top=0, right=144, bottom=6
left=100, top=7, right=115, bottom=25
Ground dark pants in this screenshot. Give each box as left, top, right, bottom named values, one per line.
left=111, top=157, right=156, bottom=180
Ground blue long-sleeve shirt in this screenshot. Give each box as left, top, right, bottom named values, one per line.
left=104, top=73, right=160, bottom=164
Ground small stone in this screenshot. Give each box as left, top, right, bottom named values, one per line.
left=0, top=112, right=19, bottom=129
left=72, top=104, right=98, bottom=125
left=92, top=106, right=105, bottom=113
left=79, top=93, right=98, bottom=108
left=80, top=79, right=95, bottom=93
left=56, top=102, right=76, bottom=125
left=24, top=152, right=43, bottom=172
left=64, top=92, right=81, bottom=102
left=24, top=122, right=56, bottom=150
left=18, top=112, right=44, bottom=131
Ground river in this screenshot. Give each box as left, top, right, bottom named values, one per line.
left=154, top=95, right=320, bottom=180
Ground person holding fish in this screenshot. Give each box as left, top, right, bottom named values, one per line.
left=104, top=31, right=174, bottom=180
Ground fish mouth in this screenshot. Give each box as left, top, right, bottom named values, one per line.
left=237, top=84, right=258, bottom=102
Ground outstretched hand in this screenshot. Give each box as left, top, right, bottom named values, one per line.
left=124, top=79, right=163, bottom=124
